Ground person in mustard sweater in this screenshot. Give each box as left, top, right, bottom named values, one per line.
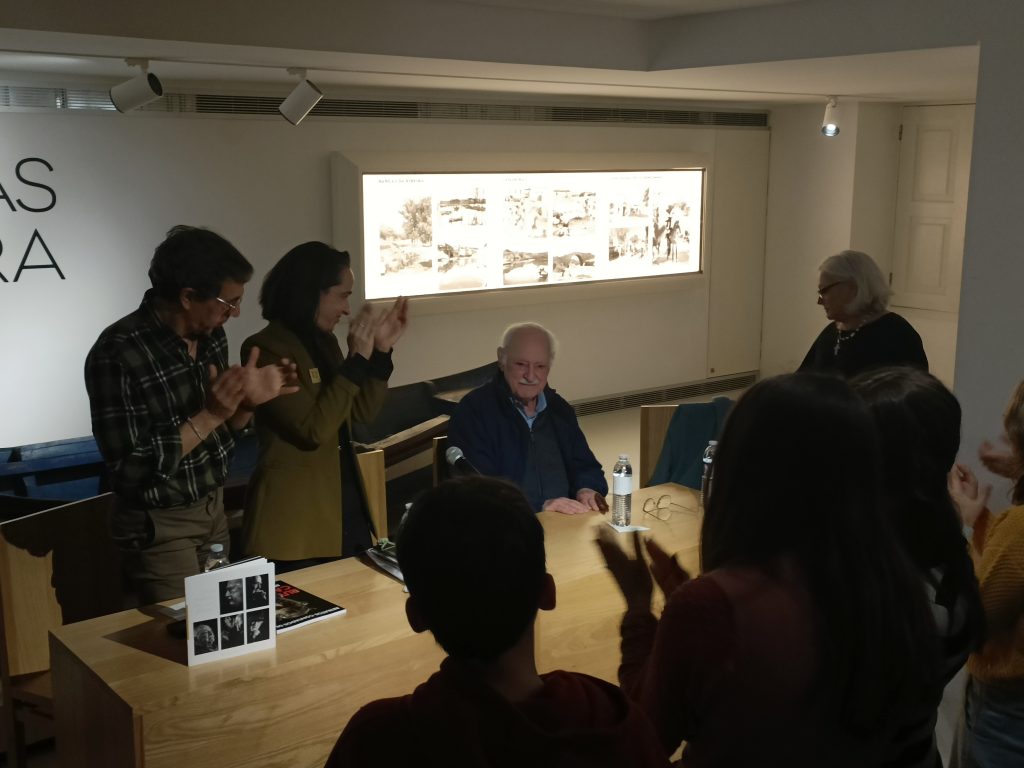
left=949, top=377, right=1024, bottom=766
left=241, top=242, right=408, bottom=569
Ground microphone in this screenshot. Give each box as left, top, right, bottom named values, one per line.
left=445, top=446, right=480, bottom=476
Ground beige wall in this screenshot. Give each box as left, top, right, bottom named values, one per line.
left=0, top=110, right=768, bottom=445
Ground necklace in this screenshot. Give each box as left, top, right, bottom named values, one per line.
left=833, top=325, right=861, bottom=357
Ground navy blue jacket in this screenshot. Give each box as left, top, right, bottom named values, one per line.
left=447, top=373, right=608, bottom=509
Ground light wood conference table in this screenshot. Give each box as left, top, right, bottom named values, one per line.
left=50, top=483, right=702, bottom=768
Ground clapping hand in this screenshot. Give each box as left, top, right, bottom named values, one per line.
left=595, top=527, right=653, bottom=612
left=645, top=538, right=690, bottom=597
left=346, top=305, right=377, bottom=360
left=948, top=462, right=992, bottom=528
left=205, top=364, right=247, bottom=420
left=374, top=296, right=409, bottom=352
left=239, top=346, right=299, bottom=409
left=979, top=435, right=1018, bottom=479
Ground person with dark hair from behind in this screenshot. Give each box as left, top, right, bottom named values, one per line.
left=324, top=476, right=671, bottom=768
left=853, top=367, right=985, bottom=763
left=597, top=373, right=942, bottom=767
left=85, top=225, right=297, bottom=603
left=241, top=242, right=408, bottom=569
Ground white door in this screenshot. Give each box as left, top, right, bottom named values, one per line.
left=891, top=105, right=974, bottom=312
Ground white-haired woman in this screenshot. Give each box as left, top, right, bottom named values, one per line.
left=799, top=250, right=928, bottom=377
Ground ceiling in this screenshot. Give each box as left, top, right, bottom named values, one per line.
left=445, top=0, right=807, bottom=20
left=0, top=0, right=979, bottom=107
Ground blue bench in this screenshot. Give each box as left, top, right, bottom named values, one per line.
left=0, top=437, right=105, bottom=500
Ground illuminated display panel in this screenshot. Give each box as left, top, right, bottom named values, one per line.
left=361, top=169, right=704, bottom=299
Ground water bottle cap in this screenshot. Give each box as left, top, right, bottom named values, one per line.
left=405, top=502, right=413, bottom=511
left=618, top=453, right=630, bottom=460
left=210, top=543, right=224, bottom=553
left=708, top=440, right=718, bottom=446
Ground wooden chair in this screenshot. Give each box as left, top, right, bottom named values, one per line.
left=639, top=404, right=679, bottom=487
left=0, top=493, right=124, bottom=767
left=356, top=449, right=388, bottom=540
left=431, top=435, right=451, bottom=486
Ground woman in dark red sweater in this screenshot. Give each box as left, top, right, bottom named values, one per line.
left=598, top=373, right=942, bottom=767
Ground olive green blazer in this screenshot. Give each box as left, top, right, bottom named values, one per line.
left=241, top=322, right=388, bottom=560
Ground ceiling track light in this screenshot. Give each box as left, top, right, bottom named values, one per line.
left=109, top=58, right=164, bottom=113
left=821, top=96, right=841, bottom=137
left=279, top=67, right=323, bottom=125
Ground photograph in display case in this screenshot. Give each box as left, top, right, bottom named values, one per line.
left=361, top=169, right=703, bottom=300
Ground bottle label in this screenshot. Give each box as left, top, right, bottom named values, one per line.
left=613, top=475, right=632, bottom=495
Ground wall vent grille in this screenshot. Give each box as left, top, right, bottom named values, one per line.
left=572, top=372, right=756, bottom=417
left=1, top=85, right=767, bottom=127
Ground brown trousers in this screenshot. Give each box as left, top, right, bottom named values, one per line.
left=112, top=489, right=229, bottom=604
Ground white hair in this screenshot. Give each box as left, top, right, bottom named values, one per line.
left=499, top=322, right=558, bottom=363
left=819, top=250, right=892, bottom=316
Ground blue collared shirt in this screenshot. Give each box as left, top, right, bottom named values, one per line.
left=513, top=390, right=547, bottom=429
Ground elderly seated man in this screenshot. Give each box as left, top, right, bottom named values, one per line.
left=447, top=322, right=608, bottom=514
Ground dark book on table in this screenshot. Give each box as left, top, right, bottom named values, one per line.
left=274, top=581, right=346, bottom=633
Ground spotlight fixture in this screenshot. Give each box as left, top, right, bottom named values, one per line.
left=278, top=68, right=323, bottom=125
left=109, top=58, right=164, bottom=113
left=821, top=97, right=841, bottom=137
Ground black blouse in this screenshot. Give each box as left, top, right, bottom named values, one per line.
left=798, top=312, right=928, bottom=378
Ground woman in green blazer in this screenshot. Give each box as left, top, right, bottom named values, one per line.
left=241, top=242, right=408, bottom=567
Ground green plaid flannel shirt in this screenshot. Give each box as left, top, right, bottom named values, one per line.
left=84, top=291, right=235, bottom=508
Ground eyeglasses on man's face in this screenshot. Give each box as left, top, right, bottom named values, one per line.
left=213, top=296, right=242, bottom=315
left=641, top=494, right=695, bottom=521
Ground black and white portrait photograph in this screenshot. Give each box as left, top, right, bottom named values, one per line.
left=247, top=608, right=270, bottom=643
left=193, top=620, right=218, bottom=655
left=246, top=574, right=269, bottom=609
left=220, top=614, right=245, bottom=649
left=219, top=578, right=243, bottom=614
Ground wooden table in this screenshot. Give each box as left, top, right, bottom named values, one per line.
left=50, top=483, right=701, bottom=768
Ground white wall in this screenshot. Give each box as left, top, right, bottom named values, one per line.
left=761, top=103, right=857, bottom=377
left=0, top=111, right=768, bottom=446
left=761, top=102, right=960, bottom=387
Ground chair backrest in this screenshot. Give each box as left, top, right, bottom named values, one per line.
left=641, top=398, right=734, bottom=489
left=355, top=449, right=388, bottom=540
left=640, top=405, right=679, bottom=487
left=432, top=435, right=451, bottom=487
left=0, top=493, right=123, bottom=677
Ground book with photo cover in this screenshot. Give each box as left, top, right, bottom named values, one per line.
left=275, top=581, right=346, bottom=633
left=184, top=558, right=276, bottom=667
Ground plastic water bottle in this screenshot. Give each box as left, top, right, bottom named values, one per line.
left=611, top=454, right=633, bottom=526
left=700, top=440, right=717, bottom=509
left=202, top=543, right=229, bottom=572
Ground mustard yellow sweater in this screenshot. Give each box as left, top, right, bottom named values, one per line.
left=969, top=504, right=1024, bottom=684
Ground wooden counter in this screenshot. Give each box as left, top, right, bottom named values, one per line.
left=50, top=484, right=701, bottom=768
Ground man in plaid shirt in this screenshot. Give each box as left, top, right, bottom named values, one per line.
left=85, top=226, right=296, bottom=603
